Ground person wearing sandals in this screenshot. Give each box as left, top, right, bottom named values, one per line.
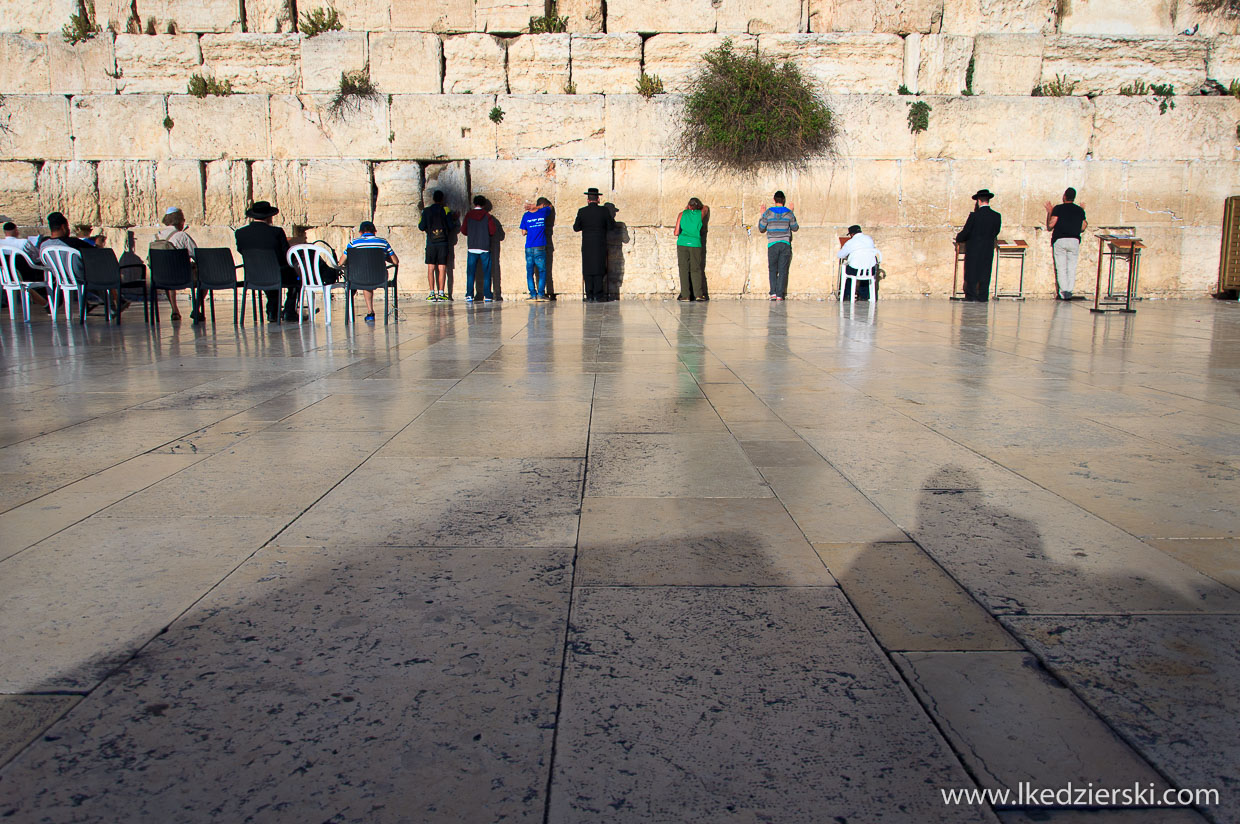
left=675, top=198, right=710, bottom=302
left=342, top=221, right=399, bottom=322
left=152, top=207, right=197, bottom=321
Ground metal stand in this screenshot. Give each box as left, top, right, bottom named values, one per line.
left=1091, top=234, right=1143, bottom=314
left=993, top=240, right=1027, bottom=300
left=950, top=241, right=968, bottom=300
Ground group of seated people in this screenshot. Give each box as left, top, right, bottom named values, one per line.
left=1, top=202, right=399, bottom=324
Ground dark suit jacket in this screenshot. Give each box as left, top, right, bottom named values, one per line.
left=234, top=221, right=290, bottom=258
left=955, top=206, right=1002, bottom=252
left=573, top=203, right=615, bottom=277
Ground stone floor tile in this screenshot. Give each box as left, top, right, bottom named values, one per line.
left=737, top=438, right=826, bottom=466
left=272, top=391, right=446, bottom=432
left=550, top=586, right=994, bottom=823
left=0, top=547, right=572, bottom=823
left=894, top=652, right=1167, bottom=791
left=0, top=695, right=80, bottom=766
left=585, top=433, right=772, bottom=498
left=276, top=456, right=583, bottom=546
left=1007, top=615, right=1240, bottom=824
left=1144, top=538, right=1240, bottom=592
left=816, top=544, right=1019, bottom=651
left=761, top=464, right=909, bottom=544
left=588, top=396, right=727, bottom=434
left=577, top=497, right=834, bottom=586
left=0, top=491, right=122, bottom=561
left=380, top=400, right=592, bottom=458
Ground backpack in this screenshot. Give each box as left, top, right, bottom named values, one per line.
left=425, top=206, right=452, bottom=243
left=149, top=239, right=175, bottom=252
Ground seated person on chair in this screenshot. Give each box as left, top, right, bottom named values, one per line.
left=2, top=220, right=49, bottom=309
left=39, top=212, right=125, bottom=314
left=234, top=200, right=298, bottom=323
left=341, top=221, right=398, bottom=322
left=837, top=224, right=882, bottom=300
left=151, top=207, right=198, bottom=322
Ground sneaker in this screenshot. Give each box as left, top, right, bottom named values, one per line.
left=427, top=292, right=437, bottom=301
left=465, top=295, right=474, bottom=302
left=775, top=296, right=785, bottom=302
left=529, top=294, right=538, bottom=300
left=769, top=294, right=777, bottom=301
left=1062, top=291, right=1073, bottom=300
left=698, top=296, right=709, bottom=302
left=441, top=293, right=452, bottom=301
left=483, top=297, right=494, bottom=302
left=364, top=312, right=375, bottom=322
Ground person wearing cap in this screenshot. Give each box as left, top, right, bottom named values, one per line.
left=573, top=186, right=616, bottom=302
left=152, top=206, right=198, bottom=321
left=758, top=190, right=798, bottom=301
left=342, top=221, right=398, bottom=322
left=955, top=189, right=1002, bottom=302
left=837, top=224, right=882, bottom=301
left=520, top=197, right=553, bottom=301
left=235, top=200, right=297, bottom=322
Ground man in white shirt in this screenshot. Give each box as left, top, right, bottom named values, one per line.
left=837, top=224, right=881, bottom=300
left=152, top=207, right=198, bottom=321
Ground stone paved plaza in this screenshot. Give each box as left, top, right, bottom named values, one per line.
left=0, top=298, right=1237, bottom=823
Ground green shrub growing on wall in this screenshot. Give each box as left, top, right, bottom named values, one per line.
left=62, top=7, right=100, bottom=44
left=1150, top=83, right=1176, bottom=114
left=961, top=57, right=975, bottom=95
left=329, top=71, right=379, bottom=119
left=907, top=100, right=931, bottom=133
left=679, top=39, right=838, bottom=174
left=300, top=6, right=343, bottom=37
left=489, top=105, right=505, bottom=123
left=1032, top=75, right=1078, bottom=96
left=529, top=2, right=568, bottom=33
left=1119, top=80, right=1149, bottom=96
left=187, top=74, right=234, bottom=97
left=636, top=73, right=665, bottom=98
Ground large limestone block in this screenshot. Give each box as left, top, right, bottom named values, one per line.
left=269, top=94, right=391, bottom=160
left=917, top=34, right=974, bottom=95
left=391, top=0, right=473, bottom=32
left=1059, top=0, right=1175, bottom=35
left=476, top=0, right=546, bottom=33
left=716, top=0, right=803, bottom=34
left=758, top=34, right=904, bottom=94
left=422, top=160, right=469, bottom=216
left=0, top=0, right=78, bottom=34
left=915, top=96, right=1091, bottom=161
left=1119, top=161, right=1187, bottom=225
left=443, top=33, right=507, bottom=94
left=1180, top=226, right=1225, bottom=293
left=495, top=94, right=604, bottom=159
left=944, top=158, right=1015, bottom=225
left=570, top=33, right=641, bottom=94
left=333, top=0, right=391, bottom=30
left=305, top=159, right=370, bottom=226
left=369, top=32, right=442, bottom=94
left=743, top=226, right=851, bottom=296
left=609, top=226, right=678, bottom=295
left=97, top=160, right=158, bottom=225
left=245, top=0, right=292, bottom=32
left=1174, top=6, right=1240, bottom=37
left=553, top=158, right=611, bottom=233
left=1184, top=161, right=1240, bottom=225
left=1041, top=36, right=1207, bottom=95
left=155, top=159, right=204, bottom=222
left=35, top=161, right=100, bottom=224
left=300, top=32, right=367, bottom=94
left=642, top=34, right=756, bottom=93
left=470, top=158, right=557, bottom=230
left=605, top=0, right=716, bottom=34
left=828, top=94, right=915, bottom=160
left=741, top=162, right=854, bottom=228
left=48, top=33, right=117, bottom=94
left=0, top=162, right=39, bottom=223
left=115, top=34, right=202, bottom=94
left=135, top=0, right=242, bottom=32
left=250, top=160, right=306, bottom=223
left=810, top=0, right=942, bottom=35
left=849, top=159, right=901, bottom=228
left=558, top=0, right=603, bottom=33
left=390, top=94, right=496, bottom=160
left=971, top=33, right=1042, bottom=95
left=609, top=158, right=659, bottom=227
left=940, top=0, right=1055, bottom=35
left=604, top=94, right=681, bottom=159
left=200, top=34, right=299, bottom=93
left=72, top=95, right=164, bottom=161
left=373, top=161, right=423, bottom=225
left=0, top=34, right=49, bottom=93
left=203, top=159, right=248, bottom=224
left=896, top=159, right=952, bottom=226
left=658, top=163, right=749, bottom=228
left=96, top=0, right=138, bottom=33
left=1092, top=97, right=1240, bottom=161
left=1207, top=36, right=1240, bottom=83
left=507, top=34, right=569, bottom=94
left=167, top=95, right=270, bottom=159
left=1121, top=225, right=1181, bottom=293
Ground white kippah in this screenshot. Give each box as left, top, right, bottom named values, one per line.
left=165, top=206, right=182, bottom=215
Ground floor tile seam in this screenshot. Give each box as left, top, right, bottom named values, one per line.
left=1000, top=611, right=1240, bottom=620
left=0, top=696, right=83, bottom=772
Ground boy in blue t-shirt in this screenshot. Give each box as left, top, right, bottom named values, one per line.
left=342, top=221, right=398, bottom=321
left=519, top=197, right=552, bottom=300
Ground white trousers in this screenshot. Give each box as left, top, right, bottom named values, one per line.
left=1052, top=237, right=1080, bottom=293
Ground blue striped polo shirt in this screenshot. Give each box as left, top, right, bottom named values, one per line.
left=345, top=234, right=395, bottom=257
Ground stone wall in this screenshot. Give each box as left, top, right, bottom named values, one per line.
left=1, top=0, right=1238, bottom=298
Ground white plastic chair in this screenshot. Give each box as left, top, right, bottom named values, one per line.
left=40, top=245, right=85, bottom=321
left=0, top=240, right=43, bottom=322
left=287, top=243, right=346, bottom=325
left=840, top=265, right=878, bottom=302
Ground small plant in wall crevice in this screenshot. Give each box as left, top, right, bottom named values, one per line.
left=62, top=2, right=100, bottom=45
left=907, top=100, right=931, bottom=133
left=328, top=70, right=379, bottom=119
left=187, top=74, right=234, bottom=97
left=636, top=73, right=665, bottom=98
left=162, top=115, right=174, bottom=131
left=489, top=105, right=505, bottom=123
left=529, top=1, right=568, bottom=33
left=299, top=6, right=343, bottom=37
left=1150, top=83, right=1176, bottom=114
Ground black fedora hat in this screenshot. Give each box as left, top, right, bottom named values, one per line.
left=584, top=187, right=602, bottom=196
left=847, top=224, right=862, bottom=235
left=972, top=189, right=995, bottom=201
left=246, top=200, right=280, bottom=219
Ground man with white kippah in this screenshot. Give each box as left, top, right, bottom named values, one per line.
left=152, top=206, right=198, bottom=321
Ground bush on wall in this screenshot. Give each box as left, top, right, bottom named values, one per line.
left=678, top=39, right=838, bottom=175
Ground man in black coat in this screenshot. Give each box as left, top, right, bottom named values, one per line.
left=955, top=189, right=1002, bottom=302
left=235, top=200, right=298, bottom=322
left=573, top=187, right=616, bottom=302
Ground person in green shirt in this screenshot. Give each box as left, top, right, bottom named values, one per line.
left=675, top=198, right=710, bottom=302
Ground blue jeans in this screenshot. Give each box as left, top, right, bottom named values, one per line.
left=466, top=251, right=492, bottom=299
left=525, top=246, right=547, bottom=296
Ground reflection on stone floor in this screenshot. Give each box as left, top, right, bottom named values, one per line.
left=0, top=299, right=1236, bottom=823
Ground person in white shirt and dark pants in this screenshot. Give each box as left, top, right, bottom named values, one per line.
left=837, top=225, right=881, bottom=300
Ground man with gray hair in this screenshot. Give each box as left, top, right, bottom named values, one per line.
left=152, top=206, right=198, bottom=321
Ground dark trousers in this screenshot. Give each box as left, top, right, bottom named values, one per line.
left=767, top=243, right=792, bottom=297
left=584, top=271, right=607, bottom=300
left=265, top=267, right=300, bottom=318
left=963, top=255, right=992, bottom=301
left=843, top=265, right=871, bottom=300
left=677, top=245, right=707, bottom=299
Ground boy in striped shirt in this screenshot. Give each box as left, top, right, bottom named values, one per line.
left=342, top=221, right=399, bottom=322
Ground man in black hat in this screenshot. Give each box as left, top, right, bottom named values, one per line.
left=955, top=189, right=1002, bottom=302
left=573, top=187, right=616, bottom=302
left=235, top=200, right=297, bottom=322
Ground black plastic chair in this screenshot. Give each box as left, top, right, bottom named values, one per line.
left=239, top=249, right=285, bottom=327
left=195, top=247, right=243, bottom=325
left=147, top=248, right=195, bottom=325
left=81, top=247, right=123, bottom=326
left=344, top=247, right=397, bottom=325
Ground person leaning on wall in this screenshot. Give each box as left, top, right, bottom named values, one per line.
left=675, top=198, right=710, bottom=302
left=758, top=190, right=798, bottom=301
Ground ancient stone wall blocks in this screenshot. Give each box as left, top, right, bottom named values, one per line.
left=758, top=34, right=904, bottom=94
left=201, top=34, right=300, bottom=94
left=507, top=34, right=570, bottom=94
left=1041, top=35, right=1207, bottom=96
left=369, top=32, right=443, bottom=94
left=390, top=94, right=497, bottom=160
left=167, top=95, right=271, bottom=160
left=71, top=94, right=164, bottom=161
left=443, top=33, right=507, bottom=94
left=300, top=31, right=368, bottom=94
left=115, top=34, right=202, bottom=94
left=570, top=34, right=642, bottom=95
